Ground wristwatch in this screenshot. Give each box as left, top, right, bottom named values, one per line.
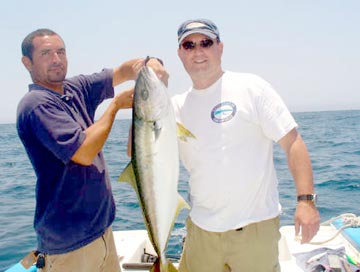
left=297, top=194, right=317, bottom=204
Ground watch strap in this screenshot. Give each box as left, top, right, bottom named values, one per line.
left=297, top=194, right=317, bottom=202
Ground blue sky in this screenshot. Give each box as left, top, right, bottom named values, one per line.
left=1, top=0, right=359, bottom=124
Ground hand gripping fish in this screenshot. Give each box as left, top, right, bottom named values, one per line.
left=118, top=66, right=194, bottom=272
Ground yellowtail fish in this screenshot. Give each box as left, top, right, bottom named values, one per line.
left=119, top=66, right=194, bottom=272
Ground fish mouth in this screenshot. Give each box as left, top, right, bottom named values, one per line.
left=134, top=68, right=169, bottom=122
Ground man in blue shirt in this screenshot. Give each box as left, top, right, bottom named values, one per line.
left=17, top=28, right=167, bottom=271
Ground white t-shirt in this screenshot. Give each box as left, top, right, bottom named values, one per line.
left=172, top=71, right=298, bottom=232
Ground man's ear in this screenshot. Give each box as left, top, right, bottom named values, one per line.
left=219, top=41, right=224, bottom=56
left=177, top=47, right=183, bottom=61
left=22, top=56, right=32, bottom=72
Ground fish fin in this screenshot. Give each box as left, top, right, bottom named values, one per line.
left=177, top=194, right=190, bottom=211
left=154, top=121, right=162, bottom=141
left=117, top=162, right=137, bottom=189
left=151, top=196, right=187, bottom=272
left=176, top=122, right=196, bottom=142
left=167, top=261, right=178, bottom=272
left=167, top=194, right=189, bottom=230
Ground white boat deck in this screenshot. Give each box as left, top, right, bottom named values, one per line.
left=279, top=225, right=359, bottom=271
left=6, top=218, right=359, bottom=272
left=115, top=224, right=360, bottom=272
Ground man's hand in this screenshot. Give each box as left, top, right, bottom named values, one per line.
left=113, top=87, right=134, bottom=111
left=294, top=201, right=320, bottom=243
left=144, top=57, right=169, bottom=86
left=113, top=58, right=143, bottom=86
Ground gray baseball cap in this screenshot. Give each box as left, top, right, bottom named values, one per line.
left=177, top=19, right=220, bottom=45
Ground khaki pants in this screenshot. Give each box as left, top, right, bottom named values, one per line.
left=178, top=217, right=281, bottom=272
left=41, top=227, right=120, bottom=272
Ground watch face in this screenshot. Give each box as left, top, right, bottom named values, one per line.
left=313, top=194, right=318, bottom=203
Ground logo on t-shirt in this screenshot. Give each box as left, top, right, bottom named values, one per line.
left=211, top=102, right=237, bottom=123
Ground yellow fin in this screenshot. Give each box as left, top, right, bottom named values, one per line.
left=168, top=261, right=178, bottom=272
left=177, top=194, right=190, bottom=212
left=118, top=162, right=137, bottom=190
left=165, top=194, right=190, bottom=245
left=176, top=122, right=196, bottom=142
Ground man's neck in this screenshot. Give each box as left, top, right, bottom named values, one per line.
left=34, top=81, right=65, bottom=95
left=192, top=70, right=224, bottom=90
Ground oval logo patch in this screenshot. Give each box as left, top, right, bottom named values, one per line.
left=211, top=102, right=236, bottom=123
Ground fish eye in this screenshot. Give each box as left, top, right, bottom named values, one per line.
left=141, top=89, right=149, bottom=100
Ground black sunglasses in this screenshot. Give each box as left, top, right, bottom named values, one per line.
left=181, top=39, right=217, bottom=50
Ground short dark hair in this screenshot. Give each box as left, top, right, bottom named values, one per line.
left=21, top=28, right=60, bottom=61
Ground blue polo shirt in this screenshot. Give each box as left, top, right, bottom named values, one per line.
left=16, top=69, right=116, bottom=254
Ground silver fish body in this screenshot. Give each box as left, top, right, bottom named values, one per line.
left=119, top=66, right=189, bottom=272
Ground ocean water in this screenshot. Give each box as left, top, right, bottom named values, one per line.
left=1, top=110, right=359, bottom=270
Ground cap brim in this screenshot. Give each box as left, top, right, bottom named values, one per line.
left=178, top=29, right=217, bottom=44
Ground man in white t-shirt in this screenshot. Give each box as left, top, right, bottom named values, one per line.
left=172, top=19, right=320, bottom=272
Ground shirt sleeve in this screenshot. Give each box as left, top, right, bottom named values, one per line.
left=254, top=77, right=298, bottom=142
left=66, top=69, right=114, bottom=120
left=29, top=99, right=86, bottom=164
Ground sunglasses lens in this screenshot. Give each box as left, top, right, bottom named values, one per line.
left=200, top=39, right=214, bottom=48
left=181, top=39, right=215, bottom=50
left=182, top=41, right=195, bottom=50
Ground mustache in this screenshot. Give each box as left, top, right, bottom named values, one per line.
left=50, top=63, right=63, bottom=68
left=48, top=63, right=65, bottom=70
